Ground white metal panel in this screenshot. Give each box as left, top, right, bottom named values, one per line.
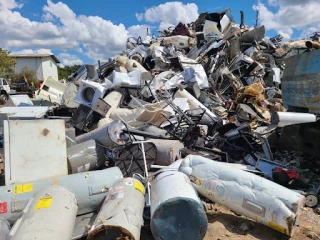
left=4, top=120, right=68, bottom=185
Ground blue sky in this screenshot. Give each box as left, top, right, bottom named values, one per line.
left=1, top=0, right=319, bottom=66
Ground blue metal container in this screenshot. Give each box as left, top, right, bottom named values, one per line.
left=282, top=49, right=320, bottom=114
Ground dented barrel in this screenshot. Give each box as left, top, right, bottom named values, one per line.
left=8, top=185, right=77, bottom=240
left=87, top=178, right=145, bottom=240
left=0, top=167, right=123, bottom=224
left=179, top=155, right=305, bottom=237
left=150, top=170, right=208, bottom=240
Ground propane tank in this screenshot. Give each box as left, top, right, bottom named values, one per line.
left=150, top=170, right=208, bottom=240
left=0, top=167, right=123, bottom=224
left=8, top=185, right=77, bottom=240
left=88, top=178, right=145, bottom=240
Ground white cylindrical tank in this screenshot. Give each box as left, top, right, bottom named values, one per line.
left=271, top=112, right=317, bottom=127
left=88, top=178, right=145, bottom=240
left=150, top=170, right=208, bottom=240
left=8, top=185, right=77, bottom=240
left=179, top=155, right=305, bottom=237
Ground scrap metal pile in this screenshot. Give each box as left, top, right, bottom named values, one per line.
left=1, top=8, right=320, bottom=240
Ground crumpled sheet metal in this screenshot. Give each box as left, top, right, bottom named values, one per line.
left=178, top=55, right=209, bottom=89
left=179, top=155, right=305, bottom=237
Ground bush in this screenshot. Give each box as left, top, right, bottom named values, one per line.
left=10, top=67, right=39, bottom=85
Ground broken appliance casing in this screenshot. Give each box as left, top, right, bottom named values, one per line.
left=36, top=76, right=66, bottom=104
left=150, top=170, right=208, bottom=240
left=87, top=178, right=145, bottom=240
left=8, top=185, right=78, bottom=240
left=179, top=155, right=305, bottom=237
left=0, top=167, right=123, bottom=224
left=4, top=120, right=68, bottom=185
left=74, top=80, right=107, bottom=108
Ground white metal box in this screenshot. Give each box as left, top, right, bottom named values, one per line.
left=4, top=120, right=68, bottom=185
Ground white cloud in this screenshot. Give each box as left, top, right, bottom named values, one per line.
left=58, top=53, right=83, bottom=66
left=127, top=25, right=151, bottom=38
left=136, top=2, right=198, bottom=30
left=135, top=13, right=144, bottom=21
left=254, top=0, right=320, bottom=40
left=42, top=12, right=54, bottom=21
left=0, top=1, right=201, bottom=61
left=300, top=27, right=318, bottom=40
left=13, top=48, right=53, bottom=54
left=0, top=0, right=23, bottom=10
left=0, top=0, right=130, bottom=61
left=267, top=0, right=278, bottom=7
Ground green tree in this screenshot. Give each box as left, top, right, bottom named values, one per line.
left=11, top=67, right=39, bottom=85
left=0, top=48, right=16, bottom=77
left=58, top=65, right=81, bottom=80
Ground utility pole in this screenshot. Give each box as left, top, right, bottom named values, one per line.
left=254, top=8, right=261, bottom=28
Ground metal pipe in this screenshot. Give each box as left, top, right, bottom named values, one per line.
left=306, top=41, right=320, bottom=49
left=240, top=11, right=245, bottom=29
left=0, top=167, right=123, bottom=224
left=8, top=185, right=78, bottom=240
left=150, top=170, right=208, bottom=240
left=271, top=112, right=316, bottom=127
left=87, top=178, right=145, bottom=240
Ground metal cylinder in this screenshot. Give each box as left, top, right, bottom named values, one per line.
left=271, top=112, right=316, bottom=127
left=67, top=140, right=101, bottom=173
left=75, top=120, right=129, bottom=148
left=0, top=167, right=123, bottom=224
left=179, top=155, right=305, bottom=237
left=150, top=170, right=208, bottom=240
left=8, top=185, right=78, bottom=240
left=146, top=139, right=184, bottom=166
left=87, top=178, right=145, bottom=240
left=0, top=218, right=10, bottom=240
left=306, top=41, right=320, bottom=49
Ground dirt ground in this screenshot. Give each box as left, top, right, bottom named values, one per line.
left=141, top=203, right=320, bottom=240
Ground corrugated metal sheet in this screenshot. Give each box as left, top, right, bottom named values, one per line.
left=282, top=50, right=320, bottom=114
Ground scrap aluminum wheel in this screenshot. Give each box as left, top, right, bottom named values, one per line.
left=305, top=193, right=319, bottom=208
